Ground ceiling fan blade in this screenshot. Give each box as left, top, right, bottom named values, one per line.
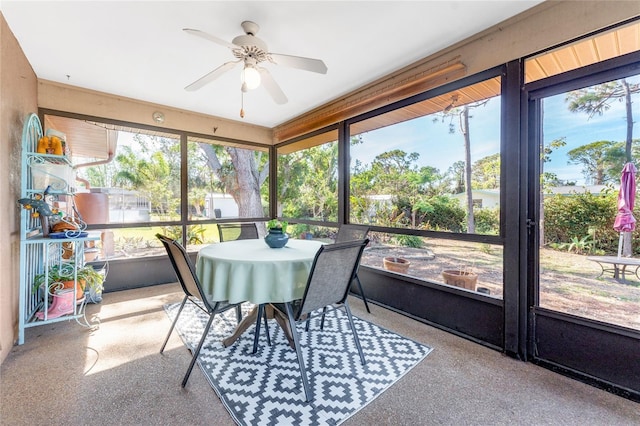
left=183, top=28, right=237, bottom=50
left=258, top=68, right=288, bottom=104
left=185, top=60, right=240, bottom=91
left=269, top=53, right=328, bottom=74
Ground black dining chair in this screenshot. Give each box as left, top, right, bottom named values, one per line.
left=335, top=224, right=371, bottom=313
left=260, top=239, right=369, bottom=402
left=217, top=223, right=259, bottom=242
left=156, top=233, right=244, bottom=387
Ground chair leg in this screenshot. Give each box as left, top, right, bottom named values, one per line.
left=285, top=302, right=311, bottom=402
left=252, top=304, right=265, bottom=354
left=343, top=302, right=366, bottom=365
left=301, top=313, right=310, bottom=331
left=319, top=306, right=328, bottom=330
left=182, top=313, right=215, bottom=387
left=354, top=273, right=371, bottom=313
left=235, top=304, right=243, bottom=323
left=263, top=308, right=271, bottom=346
left=161, top=296, right=187, bottom=354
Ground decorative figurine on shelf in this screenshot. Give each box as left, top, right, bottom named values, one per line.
left=265, top=219, right=289, bottom=248
left=17, top=186, right=56, bottom=237
left=17, top=186, right=86, bottom=238
left=36, top=133, right=65, bottom=155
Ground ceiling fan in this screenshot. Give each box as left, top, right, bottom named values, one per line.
left=183, top=21, right=328, bottom=114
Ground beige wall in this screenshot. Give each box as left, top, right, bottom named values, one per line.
left=38, top=81, right=273, bottom=144
left=0, top=12, right=38, bottom=364
left=1, top=1, right=638, bottom=361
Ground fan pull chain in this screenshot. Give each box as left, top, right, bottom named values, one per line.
left=240, top=91, right=245, bottom=118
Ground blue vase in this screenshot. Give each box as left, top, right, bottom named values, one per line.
left=265, top=228, right=289, bottom=248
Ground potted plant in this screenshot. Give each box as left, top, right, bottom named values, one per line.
left=76, top=264, right=106, bottom=303
left=383, top=256, right=411, bottom=274
left=266, top=219, right=288, bottom=233
left=442, top=268, right=478, bottom=291
left=34, top=263, right=105, bottom=302
left=265, top=219, right=289, bottom=248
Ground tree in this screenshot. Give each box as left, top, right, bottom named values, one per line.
left=541, top=137, right=567, bottom=190
left=110, top=137, right=181, bottom=219
left=276, top=141, right=339, bottom=221
left=277, top=149, right=309, bottom=217
left=566, top=140, right=625, bottom=184
left=448, top=161, right=465, bottom=194
left=349, top=142, right=450, bottom=226
left=83, top=162, right=116, bottom=188
left=369, top=149, right=421, bottom=195
left=414, top=165, right=448, bottom=196
left=308, top=147, right=339, bottom=219
left=199, top=144, right=268, bottom=218
left=186, top=141, right=224, bottom=218
left=459, top=106, right=475, bottom=232
left=472, top=153, right=500, bottom=189
left=566, top=79, right=639, bottom=162
left=440, top=100, right=491, bottom=233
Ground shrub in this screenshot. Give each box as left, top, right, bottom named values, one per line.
left=413, top=196, right=465, bottom=232
left=543, top=192, right=620, bottom=254
left=161, top=224, right=206, bottom=244
left=394, top=234, right=424, bottom=248
left=474, top=208, right=500, bottom=235
left=554, top=231, right=599, bottom=255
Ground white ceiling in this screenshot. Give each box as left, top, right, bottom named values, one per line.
left=2, top=1, right=543, bottom=128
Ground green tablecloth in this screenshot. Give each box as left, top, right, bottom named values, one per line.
left=196, top=239, right=323, bottom=304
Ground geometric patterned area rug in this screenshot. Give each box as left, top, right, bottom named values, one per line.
left=164, top=302, right=433, bottom=426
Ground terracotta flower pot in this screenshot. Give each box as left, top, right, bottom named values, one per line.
left=383, top=257, right=410, bottom=274
left=442, top=270, right=478, bottom=291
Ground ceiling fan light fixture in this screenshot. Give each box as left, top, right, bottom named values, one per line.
left=241, top=65, right=261, bottom=90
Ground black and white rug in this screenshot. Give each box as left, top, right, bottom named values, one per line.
left=164, top=302, right=432, bottom=425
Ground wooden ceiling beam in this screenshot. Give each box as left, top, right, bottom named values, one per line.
left=273, top=58, right=466, bottom=143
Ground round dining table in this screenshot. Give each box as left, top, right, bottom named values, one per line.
left=196, top=238, right=324, bottom=347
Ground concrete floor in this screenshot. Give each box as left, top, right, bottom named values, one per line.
left=1, top=283, right=638, bottom=425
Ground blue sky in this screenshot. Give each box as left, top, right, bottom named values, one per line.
left=543, top=78, right=639, bottom=185
left=351, top=75, right=640, bottom=187
left=351, top=98, right=501, bottom=173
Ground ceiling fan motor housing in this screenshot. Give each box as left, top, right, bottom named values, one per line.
left=233, top=21, right=268, bottom=62
left=231, top=34, right=269, bottom=62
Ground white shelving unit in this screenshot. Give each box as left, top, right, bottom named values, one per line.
left=18, top=113, right=99, bottom=344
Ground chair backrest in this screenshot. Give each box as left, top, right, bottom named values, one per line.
left=296, top=239, right=369, bottom=319
left=217, top=223, right=259, bottom=242
left=156, top=234, right=213, bottom=312
left=335, top=224, right=370, bottom=243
